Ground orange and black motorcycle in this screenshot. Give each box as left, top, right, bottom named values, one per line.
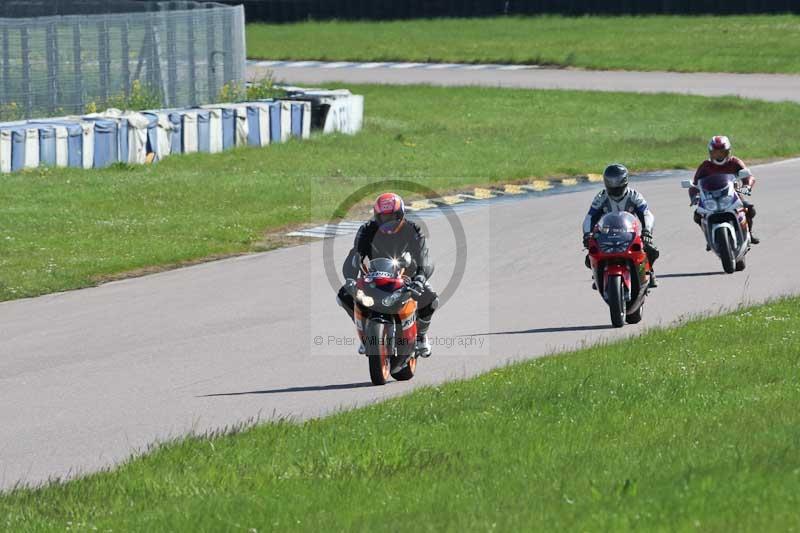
left=345, top=255, right=422, bottom=385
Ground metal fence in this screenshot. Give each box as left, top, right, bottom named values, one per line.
left=0, top=1, right=246, bottom=121
left=219, top=0, right=800, bottom=22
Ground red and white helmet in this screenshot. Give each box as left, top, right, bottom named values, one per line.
left=708, top=135, right=732, bottom=165
left=373, top=192, right=406, bottom=234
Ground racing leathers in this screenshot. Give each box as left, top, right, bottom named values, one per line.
left=582, top=188, right=660, bottom=271
left=336, top=219, right=438, bottom=344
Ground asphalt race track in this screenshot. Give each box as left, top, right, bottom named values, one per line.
left=248, top=60, right=800, bottom=103
left=2, top=63, right=800, bottom=489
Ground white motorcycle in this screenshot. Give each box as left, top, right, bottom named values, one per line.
left=681, top=170, right=752, bottom=274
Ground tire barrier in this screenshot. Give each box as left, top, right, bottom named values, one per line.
left=280, top=87, right=363, bottom=136
left=0, top=90, right=363, bottom=173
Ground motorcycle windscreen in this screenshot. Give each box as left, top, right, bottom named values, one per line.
left=596, top=212, right=637, bottom=253
left=699, top=173, right=736, bottom=192
left=366, top=257, right=401, bottom=278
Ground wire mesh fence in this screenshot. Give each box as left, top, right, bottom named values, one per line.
left=0, top=1, right=246, bottom=121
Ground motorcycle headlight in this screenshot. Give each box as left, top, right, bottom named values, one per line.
left=356, top=289, right=374, bottom=308
left=703, top=198, right=718, bottom=211
left=717, top=195, right=734, bottom=209
left=599, top=242, right=628, bottom=253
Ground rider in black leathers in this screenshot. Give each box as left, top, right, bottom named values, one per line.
left=337, top=193, right=438, bottom=357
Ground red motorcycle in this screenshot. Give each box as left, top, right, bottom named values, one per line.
left=345, top=254, right=422, bottom=385
left=587, top=212, right=652, bottom=327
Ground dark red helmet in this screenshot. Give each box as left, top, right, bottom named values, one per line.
left=708, top=135, right=732, bottom=165
left=373, top=192, right=405, bottom=234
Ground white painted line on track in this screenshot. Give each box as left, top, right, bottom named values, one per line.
left=249, top=59, right=552, bottom=72
left=285, top=61, right=320, bottom=68
left=355, top=62, right=390, bottom=69
left=425, top=63, right=462, bottom=70
left=321, top=62, right=354, bottom=69
left=389, top=63, right=426, bottom=69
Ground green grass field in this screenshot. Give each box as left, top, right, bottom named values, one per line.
left=2, top=297, right=798, bottom=530
left=246, top=15, right=800, bottom=73
left=2, top=85, right=800, bottom=302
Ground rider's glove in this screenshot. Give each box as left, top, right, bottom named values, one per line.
left=641, top=229, right=654, bottom=246
left=582, top=233, right=592, bottom=249
left=344, top=278, right=357, bottom=295
left=410, top=274, right=426, bottom=296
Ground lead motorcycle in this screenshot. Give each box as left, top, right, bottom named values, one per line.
left=344, top=254, right=422, bottom=386
left=681, top=170, right=752, bottom=274
left=586, top=211, right=652, bottom=328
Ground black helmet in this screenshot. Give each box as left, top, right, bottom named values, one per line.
left=603, top=163, right=629, bottom=200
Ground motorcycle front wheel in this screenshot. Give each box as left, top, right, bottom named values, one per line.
left=365, top=320, right=392, bottom=386
left=626, top=303, right=643, bottom=324
left=715, top=227, right=736, bottom=274
left=607, top=275, right=626, bottom=328
left=391, top=355, right=417, bottom=381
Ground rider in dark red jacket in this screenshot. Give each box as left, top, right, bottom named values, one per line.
left=690, top=136, right=759, bottom=244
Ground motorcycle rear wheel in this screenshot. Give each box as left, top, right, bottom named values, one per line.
left=365, top=321, right=391, bottom=386
left=607, top=275, right=626, bottom=328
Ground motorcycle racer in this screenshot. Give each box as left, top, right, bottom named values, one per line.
left=689, top=135, right=758, bottom=244
left=337, top=193, right=438, bottom=357
left=582, top=164, right=659, bottom=288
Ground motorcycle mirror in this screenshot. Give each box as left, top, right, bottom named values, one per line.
left=680, top=179, right=692, bottom=189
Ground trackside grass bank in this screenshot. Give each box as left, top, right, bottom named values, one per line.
left=2, top=298, right=799, bottom=530
left=246, top=15, right=800, bottom=73
left=2, top=85, right=800, bottom=302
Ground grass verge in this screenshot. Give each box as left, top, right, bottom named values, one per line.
left=246, top=15, right=800, bottom=73
left=2, top=297, right=798, bottom=530
left=2, top=85, right=800, bottom=302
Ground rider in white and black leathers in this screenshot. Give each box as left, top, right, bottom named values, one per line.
left=582, top=164, right=660, bottom=288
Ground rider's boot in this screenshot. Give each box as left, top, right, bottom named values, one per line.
left=748, top=213, right=759, bottom=244
left=649, top=269, right=659, bottom=288
left=416, top=317, right=432, bottom=358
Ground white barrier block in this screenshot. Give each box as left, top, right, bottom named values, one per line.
left=304, top=102, right=312, bottom=138
left=183, top=112, right=198, bottom=153
left=24, top=128, right=40, bottom=169
left=349, top=95, right=364, bottom=134
left=126, top=113, right=150, bottom=164
left=234, top=107, right=248, bottom=146
left=55, top=126, right=69, bottom=167
left=280, top=101, right=292, bottom=143
left=257, top=106, right=269, bottom=146
left=81, top=123, right=94, bottom=170
left=208, top=108, right=222, bottom=153
left=155, top=113, right=173, bottom=160
left=0, top=129, right=11, bottom=173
